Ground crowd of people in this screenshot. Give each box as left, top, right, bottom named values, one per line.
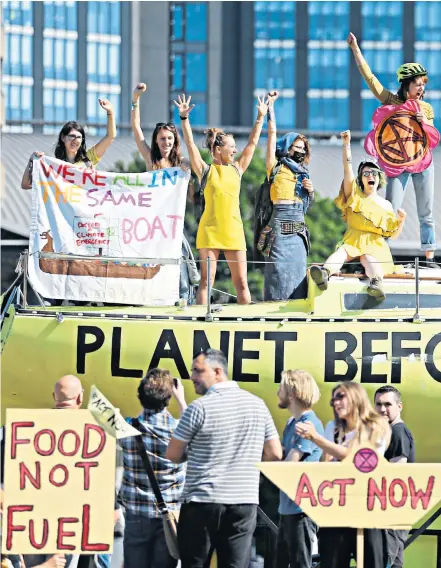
left=20, top=32, right=439, bottom=306
left=0, top=355, right=416, bottom=568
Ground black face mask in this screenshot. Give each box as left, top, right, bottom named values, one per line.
left=292, top=151, right=305, bottom=163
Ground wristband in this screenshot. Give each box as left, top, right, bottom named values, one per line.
left=131, top=102, right=138, bottom=110
left=256, top=118, right=264, bottom=124
left=107, top=112, right=113, bottom=116
left=180, top=116, right=188, bottom=120
left=267, top=107, right=275, bottom=122
left=343, top=144, right=351, bottom=147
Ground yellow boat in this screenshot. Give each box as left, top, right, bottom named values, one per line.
left=2, top=264, right=441, bottom=566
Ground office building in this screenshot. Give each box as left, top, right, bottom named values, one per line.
left=3, top=1, right=440, bottom=132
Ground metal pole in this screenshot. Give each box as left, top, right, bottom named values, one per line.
left=437, top=533, right=441, bottom=568
left=22, top=249, right=29, bottom=308
left=205, top=256, right=213, bottom=322
left=413, top=257, right=423, bottom=323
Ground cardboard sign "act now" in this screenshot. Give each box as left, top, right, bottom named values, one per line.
left=259, top=446, right=441, bottom=529
left=1, top=409, right=116, bottom=555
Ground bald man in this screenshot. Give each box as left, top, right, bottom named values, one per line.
left=53, top=375, right=84, bottom=409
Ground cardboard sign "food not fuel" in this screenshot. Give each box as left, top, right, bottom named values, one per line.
left=259, top=446, right=441, bottom=529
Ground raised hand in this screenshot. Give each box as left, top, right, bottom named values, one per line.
left=98, top=98, right=113, bottom=114
left=256, top=95, right=269, bottom=119
left=397, top=208, right=407, bottom=222
left=340, top=130, right=351, bottom=145
left=133, top=83, right=147, bottom=101
left=173, top=94, right=195, bottom=118
left=267, top=90, right=280, bottom=105
left=415, top=111, right=424, bottom=123
left=347, top=32, right=358, bottom=49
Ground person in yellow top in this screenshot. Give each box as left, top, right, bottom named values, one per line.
left=21, top=97, right=116, bottom=189
left=310, top=131, right=407, bottom=302
left=347, top=32, right=438, bottom=268
left=262, top=91, right=315, bottom=301
left=174, top=93, right=269, bottom=305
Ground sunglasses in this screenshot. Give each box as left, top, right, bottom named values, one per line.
left=330, top=391, right=347, bottom=406
left=361, top=170, right=380, bottom=178
left=66, top=134, right=83, bottom=141
left=156, top=122, right=176, bottom=129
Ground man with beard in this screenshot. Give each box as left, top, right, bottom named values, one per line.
left=166, top=348, right=282, bottom=568
left=276, top=370, right=324, bottom=568
left=375, top=386, right=415, bottom=568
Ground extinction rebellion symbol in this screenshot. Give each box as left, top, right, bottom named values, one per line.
left=375, top=111, right=428, bottom=167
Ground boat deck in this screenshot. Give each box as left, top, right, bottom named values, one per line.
left=18, top=270, right=441, bottom=321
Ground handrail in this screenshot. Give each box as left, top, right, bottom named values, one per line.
left=256, top=505, right=441, bottom=568
left=405, top=506, right=441, bottom=549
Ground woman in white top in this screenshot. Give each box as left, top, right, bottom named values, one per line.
left=296, top=382, right=391, bottom=568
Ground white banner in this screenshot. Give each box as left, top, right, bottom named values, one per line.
left=28, top=157, right=190, bottom=305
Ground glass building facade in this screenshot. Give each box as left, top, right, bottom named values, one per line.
left=254, top=1, right=296, bottom=128
left=253, top=0, right=441, bottom=132
left=2, top=1, right=441, bottom=134
left=170, top=2, right=208, bottom=126
left=2, top=0, right=122, bottom=134
left=3, top=1, right=34, bottom=129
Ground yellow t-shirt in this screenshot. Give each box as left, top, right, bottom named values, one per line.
left=358, top=61, right=434, bottom=121
left=74, top=145, right=100, bottom=168
left=267, top=159, right=302, bottom=203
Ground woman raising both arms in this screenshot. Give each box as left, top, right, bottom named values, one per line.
left=131, top=82, right=190, bottom=171
left=263, top=90, right=315, bottom=301
left=174, top=93, right=269, bottom=305
left=21, top=98, right=116, bottom=189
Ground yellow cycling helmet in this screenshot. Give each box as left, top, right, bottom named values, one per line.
left=396, top=62, right=428, bottom=82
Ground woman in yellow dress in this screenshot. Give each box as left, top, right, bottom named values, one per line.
left=310, top=130, right=407, bottom=301
left=174, top=93, right=269, bottom=305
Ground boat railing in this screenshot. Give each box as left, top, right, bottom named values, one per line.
left=2, top=250, right=441, bottom=323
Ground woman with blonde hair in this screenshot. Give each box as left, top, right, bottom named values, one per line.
left=174, top=93, right=269, bottom=305
left=296, top=381, right=390, bottom=568
left=276, top=370, right=323, bottom=568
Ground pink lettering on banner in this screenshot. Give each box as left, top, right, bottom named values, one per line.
left=122, top=215, right=183, bottom=244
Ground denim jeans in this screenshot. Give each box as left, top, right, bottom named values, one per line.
left=124, top=511, right=177, bottom=568
left=178, top=502, right=257, bottom=568
left=264, top=204, right=308, bottom=301
left=276, top=513, right=318, bottom=568
left=386, top=162, right=436, bottom=251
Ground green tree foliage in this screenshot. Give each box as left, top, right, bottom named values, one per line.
left=114, top=150, right=345, bottom=302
